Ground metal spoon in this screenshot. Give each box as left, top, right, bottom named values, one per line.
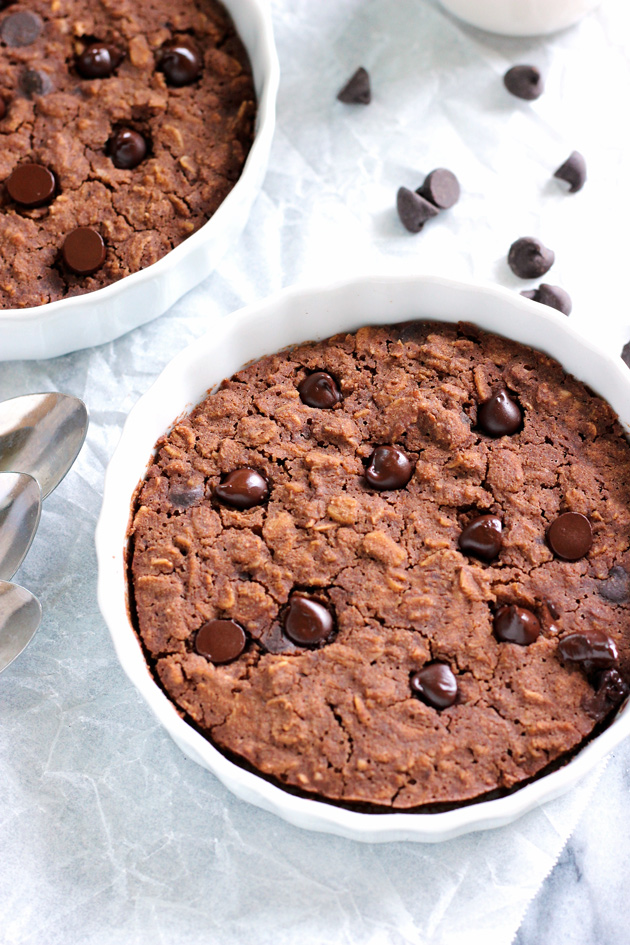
left=0, top=472, right=41, bottom=582
left=0, top=393, right=88, bottom=499
left=0, top=580, right=42, bottom=673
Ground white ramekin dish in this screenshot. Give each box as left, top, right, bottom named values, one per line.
left=96, top=275, right=630, bottom=843
left=438, top=0, right=601, bottom=36
left=0, top=0, right=279, bottom=362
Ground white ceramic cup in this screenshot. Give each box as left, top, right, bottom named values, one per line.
left=0, top=0, right=279, bottom=361
left=96, top=275, right=630, bottom=843
left=438, top=0, right=601, bottom=36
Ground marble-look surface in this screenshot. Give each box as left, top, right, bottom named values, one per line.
left=2, top=1, right=630, bottom=943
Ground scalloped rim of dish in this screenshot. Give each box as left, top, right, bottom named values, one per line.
left=0, top=0, right=279, bottom=360
left=96, top=275, right=630, bottom=843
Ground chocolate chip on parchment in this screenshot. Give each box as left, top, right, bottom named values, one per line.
left=458, top=514, right=502, bottom=562
left=547, top=511, right=592, bottom=561
left=195, top=619, right=247, bottom=664
left=508, top=237, right=555, bottom=279
left=396, top=187, right=439, bottom=233
left=62, top=227, right=106, bottom=275
left=6, top=163, right=55, bottom=208
left=410, top=664, right=458, bottom=710
left=214, top=468, right=269, bottom=509
left=284, top=595, right=334, bottom=647
left=477, top=389, right=522, bottom=437
left=337, top=66, right=371, bottom=105
left=159, top=41, right=202, bottom=86
left=365, top=445, right=415, bottom=490
left=554, top=151, right=586, bottom=193
left=493, top=605, right=541, bottom=646
left=298, top=372, right=342, bottom=409
left=521, top=283, right=572, bottom=316
left=418, top=168, right=460, bottom=210
left=1, top=10, right=43, bottom=47
left=503, top=64, right=544, bottom=100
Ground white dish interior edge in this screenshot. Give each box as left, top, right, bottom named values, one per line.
left=96, top=275, right=630, bottom=843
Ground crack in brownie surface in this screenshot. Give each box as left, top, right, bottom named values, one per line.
left=129, top=322, right=630, bottom=810
left=0, top=0, right=255, bottom=307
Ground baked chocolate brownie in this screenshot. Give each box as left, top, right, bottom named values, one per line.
left=0, top=0, right=255, bottom=308
left=129, top=322, right=630, bottom=810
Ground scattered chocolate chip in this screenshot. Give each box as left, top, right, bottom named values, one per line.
left=18, top=67, right=52, bottom=98
left=477, top=389, right=522, bottom=437
left=108, top=128, right=147, bottom=170
left=0, top=98, right=5, bottom=120
left=582, top=668, right=629, bottom=721
left=6, top=163, right=56, bottom=208
left=169, top=482, right=204, bottom=509
left=76, top=42, right=123, bottom=79
left=195, top=619, right=247, bottom=664
left=494, top=604, right=541, bottom=646
left=337, top=66, right=371, bottom=105
left=458, top=514, right=502, bottom=562
left=554, top=151, right=586, bottom=193
left=298, top=371, right=342, bottom=409
left=0, top=10, right=43, bottom=47
left=214, top=468, right=268, bottom=510
left=396, top=187, right=439, bottom=233
left=284, top=595, right=334, bottom=647
left=622, top=341, right=630, bottom=369
left=159, top=41, right=202, bottom=87
left=417, top=168, right=460, bottom=210
left=62, top=227, right=106, bottom=276
left=365, top=445, right=415, bottom=490
left=508, top=237, right=555, bottom=279
left=410, top=663, right=458, bottom=710
left=547, top=511, right=592, bottom=561
left=503, top=64, right=544, bottom=101
left=558, top=630, right=618, bottom=670
left=599, top=566, right=630, bottom=604
left=521, top=283, right=572, bottom=316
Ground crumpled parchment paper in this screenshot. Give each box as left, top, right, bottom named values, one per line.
left=2, top=1, right=630, bottom=942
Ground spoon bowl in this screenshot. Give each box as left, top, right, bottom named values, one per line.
left=0, top=472, right=41, bottom=582
left=0, top=580, right=42, bottom=673
left=0, top=393, right=88, bottom=499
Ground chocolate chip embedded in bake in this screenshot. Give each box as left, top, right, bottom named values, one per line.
left=129, top=321, right=630, bottom=811
left=0, top=0, right=256, bottom=308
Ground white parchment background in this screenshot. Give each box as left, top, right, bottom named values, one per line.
left=2, top=1, right=630, bottom=943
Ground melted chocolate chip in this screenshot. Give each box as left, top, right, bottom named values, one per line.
left=62, top=227, right=106, bottom=276
left=494, top=605, right=541, bottom=646
left=159, top=42, right=202, bottom=86
left=410, top=664, right=458, bottom=710
left=599, top=566, right=630, bottom=604
left=169, top=482, right=204, bottom=509
left=503, top=64, right=544, bottom=101
left=547, top=512, right=592, bottom=561
left=109, top=128, right=147, bottom=169
left=6, top=163, right=55, bottom=208
left=76, top=42, right=123, bottom=79
left=1, top=10, right=43, bottom=47
left=554, top=151, right=586, bottom=194
left=558, top=630, right=618, bottom=670
left=214, top=468, right=269, bottom=510
left=477, top=390, right=522, bottom=437
left=0, top=98, right=5, bottom=120
left=458, top=514, right=502, bottom=562
left=582, top=669, right=629, bottom=721
left=18, top=67, right=52, bottom=98
left=521, top=283, right=572, bottom=316
left=396, top=186, right=439, bottom=233
left=337, top=66, right=371, bottom=105
left=365, top=445, right=415, bottom=490
left=417, top=168, right=460, bottom=210
left=508, top=237, right=555, bottom=279
left=284, top=595, right=334, bottom=647
left=195, top=619, right=247, bottom=664
left=298, top=372, right=342, bottom=408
